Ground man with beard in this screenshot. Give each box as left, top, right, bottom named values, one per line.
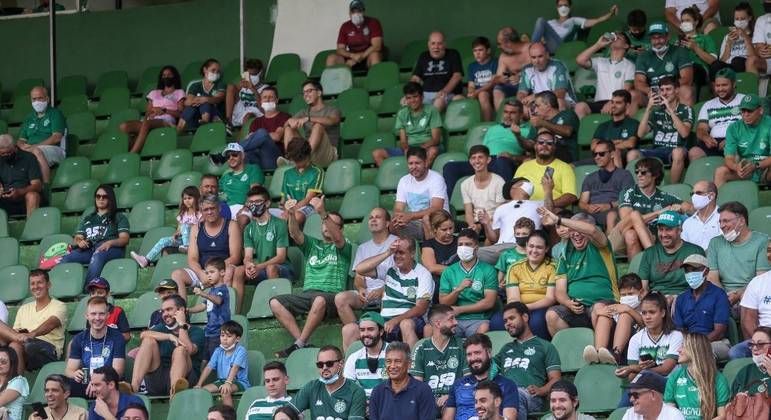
left=88, top=366, right=145, bottom=420
left=634, top=22, right=694, bottom=106
left=590, top=90, right=640, bottom=168
left=293, top=345, right=366, bottom=420
left=343, top=312, right=388, bottom=398
left=217, top=143, right=264, bottom=214
left=542, top=380, right=596, bottom=420
left=282, top=80, right=341, bottom=168
left=443, top=334, right=518, bottom=420
left=391, top=147, right=449, bottom=240
left=495, top=302, right=562, bottom=418
left=472, top=381, right=505, bottom=420
left=688, top=68, right=744, bottom=162
left=517, top=43, right=577, bottom=112
left=514, top=129, right=577, bottom=208
left=714, top=93, right=771, bottom=187
left=521, top=92, right=580, bottom=164
left=369, top=342, right=437, bottom=420
left=411, top=304, right=469, bottom=411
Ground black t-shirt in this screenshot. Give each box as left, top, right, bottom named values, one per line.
left=0, top=150, right=41, bottom=189
left=421, top=237, right=459, bottom=279
left=413, top=49, right=464, bottom=94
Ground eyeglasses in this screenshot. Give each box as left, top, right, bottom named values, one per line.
left=316, top=360, right=339, bottom=369
left=95, top=194, right=109, bottom=200
left=719, top=216, right=739, bottom=225
left=593, top=151, right=608, bottom=157
left=201, top=206, right=218, bottom=214
left=635, top=170, right=650, bottom=176
left=748, top=342, right=771, bottom=349
left=536, top=140, right=555, bottom=146
left=303, top=88, right=318, bottom=94
left=0, top=359, right=9, bottom=365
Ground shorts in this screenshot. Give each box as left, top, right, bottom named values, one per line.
left=300, top=126, right=337, bottom=168
left=549, top=300, right=616, bottom=328
left=456, top=319, right=489, bottom=338
left=149, top=114, right=177, bottom=126
left=24, top=339, right=58, bottom=371
left=0, top=198, right=28, bottom=216
left=640, top=147, right=675, bottom=164
left=271, top=290, right=338, bottom=319
left=144, top=365, right=200, bottom=396
left=341, top=290, right=381, bottom=309
left=383, top=316, right=426, bottom=342
left=203, top=335, right=221, bottom=361
left=493, top=83, right=518, bottom=98
left=231, top=101, right=263, bottom=127
left=213, top=379, right=245, bottom=392
left=587, top=100, right=609, bottom=114
left=182, top=268, right=204, bottom=289
left=38, top=145, right=65, bottom=165
left=423, top=91, right=456, bottom=106
left=693, top=139, right=725, bottom=157
left=253, top=263, right=293, bottom=282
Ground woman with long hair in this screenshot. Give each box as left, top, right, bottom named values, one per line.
left=664, top=333, right=730, bottom=420
left=177, top=58, right=226, bottom=132
left=0, top=347, right=28, bottom=420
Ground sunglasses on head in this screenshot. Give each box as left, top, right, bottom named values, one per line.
left=316, top=360, right=339, bottom=369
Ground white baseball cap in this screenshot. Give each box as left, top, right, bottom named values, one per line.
left=221, top=143, right=244, bottom=155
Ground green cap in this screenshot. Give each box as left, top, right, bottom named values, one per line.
left=155, top=279, right=178, bottom=292
left=714, top=68, right=736, bottom=82
left=648, top=21, right=668, bottom=35
left=656, top=210, right=682, bottom=227
left=740, top=94, right=762, bottom=111
left=359, top=311, right=385, bottom=327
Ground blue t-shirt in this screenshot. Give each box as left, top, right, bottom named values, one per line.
left=88, top=393, right=145, bottom=420
left=207, top=343, right=250, bottom=389
left=468, top=58, right=498, bottom=89
left=70, top=328, right=126, bottom=376
left=674, top=282, right=730, bottom=335
left=205, top=285, right=231, bottom=337
left=447, top=373, right=519, bottom=420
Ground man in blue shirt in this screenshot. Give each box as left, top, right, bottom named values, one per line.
left=88, top=365, right=145, bottom=420
left=674, top=254, right=731, bottom=360
left=369, top=341, right=437, bottom=420
left=444, top=334, right=519, bottom=420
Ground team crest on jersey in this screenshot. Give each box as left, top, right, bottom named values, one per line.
left=664, top=62, right=674, bottom=72
left=447, top=356, right=459, bottom=369
left=621, top=129, right=628, bottom=138
left=266, top=231, right=274, bottom=241
left=731, top=107, right=740, bottom=115
left=334, top=400, right=347, bottom=413
left=471, top=280, right=483, bottom=291
left=43, top=119, right=50, bottom=127
left=363, top=27, right=370, bottom=36
left=614, top=71, right=622, bottom=78
left=241, top=174, right=248, bottom=182
left=524, top=347, right=536, bottom=356
left=407, top=286, right=417, bottom=300
left=676, top=377, right=688, bottom=386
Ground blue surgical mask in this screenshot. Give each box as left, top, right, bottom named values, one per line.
left=319, top=372, right=340, bottom=385
left=684, top=271, right=705, bottom=289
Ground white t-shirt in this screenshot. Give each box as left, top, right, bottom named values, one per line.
left=395, top=169, right=450, bottom=213
left=740, top=270, right=771, bottom=327
left=460, top=174, right=506, bottom=222
left=491, top=199, right=542, bottom=244
left=627, top=328, right=684, bottom=365
left=351, top=234, right=398, bottom=292
left=696, top=94, right=744, bottom=139
left=720, top=33, right=750, bottom=63
left=0, top=300, right=8, bottom=324
left=547, top=17, right=587, bottom=40
left=5, top=376, right=28, bottom=420
left=752, top=14, right=771, bottom=45
left=665, top=0, right=719, bottom=22
left=591, top=57, right=636, bottom=101
left=621, top=404, right=686, bottom=420
left=681, top=207, right=720, bottom=250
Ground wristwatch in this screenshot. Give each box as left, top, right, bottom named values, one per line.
left=180, top=324, right=190, bottom=331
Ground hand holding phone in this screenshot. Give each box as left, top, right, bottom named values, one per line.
left=31, top=402, right=48, bottom=419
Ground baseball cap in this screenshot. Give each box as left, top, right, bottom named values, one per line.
left=517, top=181, right=534, bottom=197
left=349, top=0, right=365, bottom=11
left=624, top=371, right=668, bottom=394
left=648, top=21, right=668, bottom=35
left=656, top=210, right=682, bottom=227
left=86, top=277, right=110, bottom=292
left=221, top=143, right=244, bottom=156
left=154, top=279, right=178, bottom=292
left=714, top=68, right=737, bottom=82
left=740, top=94, right=762, bottom=111
left=359, top=311, right=384, bottom=327
left=550, top=380, right=578, bottom=398
left=682, top=254, right=708, bottom=268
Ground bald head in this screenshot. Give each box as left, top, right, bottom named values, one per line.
left=30, top=86, right=48, bottom=101
left=497, top=27, right=518, bottom=54
left=428, top=31, right=446, bottom=59
left=0, top=134, right=16, bottom=152
left=528, top=42, right=549, bottom=71
left=693, top=180, right=717, bottom=202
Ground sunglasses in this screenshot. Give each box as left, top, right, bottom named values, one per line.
left=593, top=151, right=608, bottom=157
left=536, top=140, right=555, bottom=146
left=316, top=360, right=339, bottom=369
left=635, top=170, right=650, bottom=176
left=226, top=152, right=240, bottom=158
left=628, top=391, right=649, bottom=400
left=95, top=194, right=109, bottom=199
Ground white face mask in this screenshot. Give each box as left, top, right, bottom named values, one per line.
left=351, top=13, right=364, bottom=26
left=249, top=74, right=261, bottom=85
left=456, top=245, right=475, bottom=262
left=734, top=19, right=749, bottom=30
left=206, top=72, right=220, bottom=82
left=680, top=22, right=695, bottom=33
left=691, top=193, right=711, bottom=210
left=32, top=100, right=48, bottom=113
left=619, top=295, right=640, bottom=309
left=652, top=45, right=669, bottom=54
left=220, top=342, right=236, bottom=352
left=262, top=101, right=277, bottom=113
left=722, top=226, right=741, bottom=242
left=557, top=5, right=570, bottom=17
left=752, top=353, right=768, bottom=372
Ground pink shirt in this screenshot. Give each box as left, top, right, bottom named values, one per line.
left=146, top=89, right=185, bottom=111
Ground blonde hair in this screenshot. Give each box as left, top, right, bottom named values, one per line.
left=682, top=333, right=718, bottom=418
left=429, top=210, right=453, bottom=231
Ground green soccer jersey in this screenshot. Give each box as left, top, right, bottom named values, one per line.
left=495, top=336, right=561, bottom=389
left=730, top=364, right=770, bottom=396
left=494, top=247, right=526, bottom=275
left=186, top=79, right=226, bottom=97
left=76, top=212, right=130, bottom=243
left=439, top=260, right=498, bottom=320
left=724, top=115, right=771, bottom=181
left=527, top=110, right=580, bottom=160
left=293, top=378, right=366, bottom=420
left=219, top=164, right=264, bottom=206
left=150, top=324, right=206, bottom=374
left=18, top=107, right=66, bottom=145
left=281, top=165, right=324, bottom=201
left=300, top=236, right=352, bottom=293
left=482, top=123, right=529, bottom=157
left=664, top=367, right=730, bottom=420
left=619, top=186, right=681, bottom=218
left=394, top=104, right=443, bottom=146
left=556, top=240, right=619, bottom=306
left=635, top=46, right=693, bottom=87
left=638, top=241, right=705, bottom=295
left=593, top=117, right=639, bottom=144
left=243, top=215, right=289, bottom=263
left=245, top=395, right=294, bottom=420
left=688, top=34, right=718, bottom=71
left=343, top=344, right=387, bottom=397
left=648, top=103, right=693, bottom=148
left=410, top=336, right=469, bottom=397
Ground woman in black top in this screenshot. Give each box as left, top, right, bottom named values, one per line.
left=420, top=210, right=457, bottom=303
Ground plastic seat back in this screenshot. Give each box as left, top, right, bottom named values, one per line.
left=20, top=207, right=61, bottom=243
left=151, top=149, right=193, bottom=181
left=0, top=265, right=29, bottom=303
left=552, top=327, right=594, bottom=372
left=101, top=258, right=138, bottom=296
left=115, top=176, right=154, bottom=209
left=128, top=200, right=165, bottom=234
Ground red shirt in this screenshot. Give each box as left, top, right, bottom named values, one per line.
left=248, top=112, right=291, bottom=153
left=336, top=16, right=383, bottom=53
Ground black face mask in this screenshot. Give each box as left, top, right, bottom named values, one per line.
left=366, top=356, right=379, bottom=374
left=515, top=236, right=528, bottom=247
left=249, top=203, right=267, bottom=217
left=162, top=77, right=175, bottom=87
left=765, top=3, right=771, bottom=13
left=0, top=153, right=16, bottom=164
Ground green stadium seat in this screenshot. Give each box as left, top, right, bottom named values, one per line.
left=104, top=108, right=140, bottom=134
left=58, top=94, right=90, bottom=117
left=722, top=357, right=753, bottom=388
left=320, top=66, right=353, bottom=96
left=102, top=152, right=140, bottom=185
left=0, top=120, right=7, bottom=135
left=287, top=347, right=320, bottom=390
left=27, top=361, right=66, bottom=403
left=0, top=265, right=29, bottom=303
left=340, top=185, right=380, bottom=221
left=49, top=262, right=84, bottom=299
left=432, top=152, right=467, bottom=173
left=718, top=180, right=758, bottom=212
left=0, top=208, right=6, bottom=237
left=236, top=386, right=268, bottom=420
left=128, top=200, right=165, bottom=234
left=181, top=60, right=205, bottom=87
left=94, top=70, right=129, bottom=98
left=628, top=252, right=644, bottom=274
left=375, top=157, right=407, bottom=191
left=190, top=122, right=226, bottom=154
left=399, top=39, right=425, bottom=70
left=554, top=41, right=587, bottom=73
left=8, top=96, right=32, bottom=124
left=66, top=111, right=96, bottom=143
left=578, top=114, right=612, bottom=147
left=68, top=397, right=88, bottom=411
left=341, top=109, right=378, bottom=142
left=749, top=206, right=771, bottom=236
left=0, top=236, right=18, bottom=268
left=130, top=291, right=163, bottom=328
left=683, top=156, right=724, bottom=185
left=303, top=213, right=323, bottom=240
left=358, top=132, right=396, bottom=165
left=346, top=341, right=364, bottom=359
left=449, top=176, right=468, bottom=215
left=465, top=123, right=496, bottom=153
left=51, top=156, right=91, bottom=191
left=94, top=87, right=130, bottom=118
left=115, top=176, right=154, bottom=209
left=100, top=258, right=137, bottom=296
left=247, top=349, right=265, bottom=386
left=151, top=149, right=193, bottom=181
left=447, top=35, right=477, bottom=57
left=487, top=330, right=511, bottom=356
left=659, top=183, right=692, bottom=202
left=265, top=53, right=302, bottom=84
left=140, top=126, right=177, bottom=159
left=20, top=207, right=61, bottom=243
left=573, top=164, right=598, bottom=193
left=165, top=171, right=203, bottom=205
left=335, top=88, right=369, bottom=117
left=444, top=99, right=481, bottom=133
left=12, top=78, right=44, bottom=102
left=149, top=253, right=188, bottom=289
left=377, top=84, right=404, bottom=115
left=63, top=179, right=100, bottom=214
left=365, top=61, right=400, bottom=93
left=276, top=70, right=308, bottom=101
left=574, top=364, right=623, bottom=413
left=191, top=287, right=236, bottom=324
left=167, top=389, right=214, bottom=418
left=35, top=234, right=73, bottom=267
left=607, top=407, right=628, bottom=420
left=735, top=72, right=758, bottom=95
left=136, top=65, right=163, bottom=95
left=138, top=226, right=176, bottom=256
left=286, top=92, right=306, bottom=115
left=59, top=75, right=88, bottom=99
left=552, top=327, right=594, bottom=372
left=91, top=131, right=130, bottom=163
left=246, top=278, right=291, bottom=319
left=194, top=147, right=228, bottom=177
left=309, top=49, right=337, bottom=79
left=222, top=58, right=242, bottom=85
left=323, top=159, right=361, bottom=195
left=268, top=165, right=292, bottom=200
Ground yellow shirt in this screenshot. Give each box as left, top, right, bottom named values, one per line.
left=513, top=159, right=576, bottom=201
left=505, top=259, right=557, bottom=304
left=13, top=298, right=68, bottom=357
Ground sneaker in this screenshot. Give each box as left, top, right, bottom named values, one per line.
left=118, top=381, right=133, bottom=395
left=171, top=378, right=189, bottom=398
left=582, top=345, right=599, bottom=364
left=275, top=343, right=300, bottom=358
left=178, top=246, right=188, bottom=253
left=138, top=379, right=148, bottom=395
left=225, top=124, right=235, bottom=137
left=597, top=347, right=617, bottom=365
left=130, top=251, right=149, bottom=268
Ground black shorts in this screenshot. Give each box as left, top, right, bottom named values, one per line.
left=383, top=316, right=426, bottom=342
left=271, top=290, right=338, bottom=319
left=203, top=336, right=220, bottom=361
left=0, top=198, right=27, bottom=217
left=694, top=139, right=725, bottom=157
left=144, top=366, right=200, bottom=396
left=24, top=339, right=58, bottom=371
left=549, top=300, right=616, bottom=328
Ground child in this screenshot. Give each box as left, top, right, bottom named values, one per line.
left=584, top=273, right=645, bottom=365
left=495, top=217, right=535, bottom=289
left=85, top=277, right=131, bottom=342
left=189, top=257, right=231, bottom=368
left=130, top=186, right=202, bottom=268
left=466, top=36, right=498, bottom=122
left=278, top=138, right=324, bottom=225
left=551, top=208, right=573, bottom=260
left=194, top=320, right=250, bottom=407
left=227, top=58, right=266, bottom=130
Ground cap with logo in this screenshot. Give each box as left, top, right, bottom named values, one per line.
left=624, top=371, right=668, bottom=394
left=740, top=94, right=762, bottom=111
left=86, top=277, right=110, bottom=292
left=359, top=311, right=384, bottom=327
left=221, top=142, right=245, bottom=156
left=656, top=210, right=683, bottom=227
left=682, top=254, right=708, bottom=268
left=648, top=21, right=669, bottom=35
left=155, top=279, right=178, bottom=292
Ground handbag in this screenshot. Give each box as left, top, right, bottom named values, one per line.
left=724, top=380, right=770, bottom=420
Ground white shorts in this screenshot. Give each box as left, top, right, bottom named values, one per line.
left=149, top=114, right=177, bottom=126
left=231, top=102, right=263, bottom=127
left=182, top=268, right=204, bottom=289
left=39, top=145, right=65, bottom=166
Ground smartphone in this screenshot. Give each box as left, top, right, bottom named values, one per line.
left=544, top=167, right=555, bottom=178
left=639, top=353, right=654, bottom=362
left=31, top=402, right=47, bottom=419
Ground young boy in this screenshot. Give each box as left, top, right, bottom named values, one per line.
left=85, top=277, right=131, bottom=342
left=494, top=217, right=535, bottom=288
left=551, top=209, right=573, bottom=261
left=466, top=36, right=498, bottom=122
left=189, top=257, right=231, bottom=368
left=584, top=273, right=645, bottom=365
left=279, top=138, right=324, bottom=225
left=194, top=320, right=250, bottom=407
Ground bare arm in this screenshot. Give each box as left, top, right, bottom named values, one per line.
left=740, top=307, right=759, bottom=339
left=355, top=249, right=391, bottom=278
left=664, top=7, right=680, bottom=28
left=584, top=5, right=618, bottom=28
left=285, top=201, right=305, bottom=246
left=420, top=247, right=447, bottom=276
left=187, top=224, right=204, bottom=273
left=634, top=74, right=651, bottom=96
left=554, top=278, right=572, bottom=307
left=707, top=323, right=727, bottom=342
left=29, top=316, right=62, bottom=338
left=678, top=67, right=694, bottom=87
left=442, top=72, right=463, bottom=95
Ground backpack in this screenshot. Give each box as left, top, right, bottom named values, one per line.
left=724, top=381, right=770, bottom=420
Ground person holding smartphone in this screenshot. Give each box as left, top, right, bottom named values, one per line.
left=513, top=129, right=577, bottom=209
left=28, top=374, right=87, bottom=420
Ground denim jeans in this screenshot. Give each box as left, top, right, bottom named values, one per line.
left=240, top=128, right=281, bottom=170
left=531, top=17, right=564, bottom=54
left=60, top=244, right=125, bottom=286
left=181, top=103, right=220, bottom=129
left=518, top=387, right=543, bottom=420
left=729, top=339, right=752, bottom=360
